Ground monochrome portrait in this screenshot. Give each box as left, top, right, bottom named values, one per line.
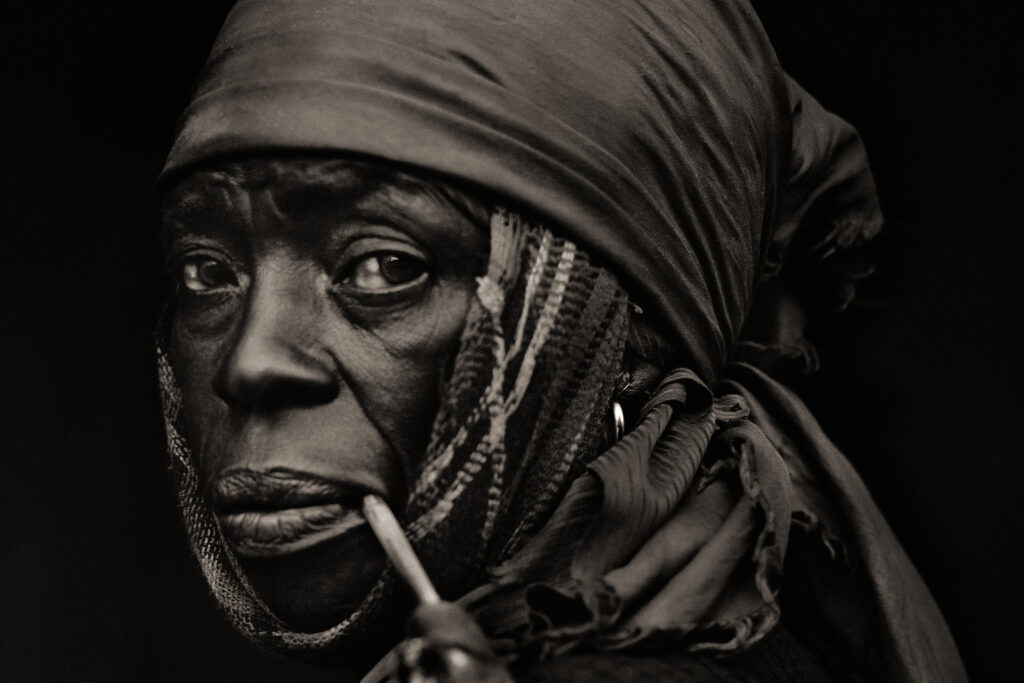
left=3, top=1, right=1018, bottom=681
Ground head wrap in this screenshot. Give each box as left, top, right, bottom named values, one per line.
left=161, top=0, right=882, bottom=383
left=159, top=1, right=966, bottom=680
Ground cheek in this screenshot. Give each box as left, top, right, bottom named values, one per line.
left=167, top=290, right=245, bottom=431
left=169, top=321, right=233, bottom=454
left=344, top=278, right=475, bottom=473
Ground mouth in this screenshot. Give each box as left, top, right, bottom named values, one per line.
left=210, top=468, right=375, bottom=558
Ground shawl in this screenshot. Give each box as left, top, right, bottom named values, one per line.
left=158, top=1, right=967, bottom=681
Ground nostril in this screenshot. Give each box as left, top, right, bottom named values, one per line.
left=214, top=351, right=340, bottom=411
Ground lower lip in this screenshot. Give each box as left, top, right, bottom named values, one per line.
left=217, top=503, right=367, bottom=558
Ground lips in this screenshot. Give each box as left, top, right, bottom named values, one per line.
left=210, top=468, right=372, bottom=558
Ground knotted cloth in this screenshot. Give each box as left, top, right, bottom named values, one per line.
left=158, top=0, right=967, bottom=680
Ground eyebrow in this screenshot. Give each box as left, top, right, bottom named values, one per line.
left=158, top=175, right=244, bottom=248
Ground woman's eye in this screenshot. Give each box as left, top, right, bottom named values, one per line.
left=180, top=256, right=238, bottom=293
left=342, top=253, right=428, bottom=291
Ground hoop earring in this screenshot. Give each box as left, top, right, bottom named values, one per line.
left=611, top=400, right=625, bottom=441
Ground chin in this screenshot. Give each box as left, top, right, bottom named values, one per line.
left=234, top=524, right=387, bottom=632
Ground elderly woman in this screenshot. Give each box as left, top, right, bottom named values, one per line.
left=156, top=0, right=966, bottom=680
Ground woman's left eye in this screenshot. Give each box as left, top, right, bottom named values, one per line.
left=341, top=253, right=428, bottom=291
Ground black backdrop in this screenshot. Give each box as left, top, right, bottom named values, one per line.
left=1, top=1, right=1020, bottom=680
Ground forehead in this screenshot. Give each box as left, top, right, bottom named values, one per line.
left=159, top=157, right=482, bottom=245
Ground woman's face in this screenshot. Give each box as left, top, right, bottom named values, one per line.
left=161, top=159, right=488, bottom=630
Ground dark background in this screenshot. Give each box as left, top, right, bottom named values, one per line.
left=1, top=1, right=1020, bottom=680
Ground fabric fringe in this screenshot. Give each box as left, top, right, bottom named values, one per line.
left=462, top=369, right=808, bottom=664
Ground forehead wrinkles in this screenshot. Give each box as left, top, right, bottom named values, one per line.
left=160, top=169, right=255, bottom=246
left=268, top=163, right=484, bottom=234
left=160, top=158, right=489, bottom=245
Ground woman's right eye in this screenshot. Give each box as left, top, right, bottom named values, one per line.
left=179, top=255, right=239, bottom=293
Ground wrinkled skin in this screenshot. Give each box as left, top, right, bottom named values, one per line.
left=161, top=158, right=488, bottom=630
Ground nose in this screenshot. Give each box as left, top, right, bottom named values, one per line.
left=213, top=273, right=340, bottom=412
